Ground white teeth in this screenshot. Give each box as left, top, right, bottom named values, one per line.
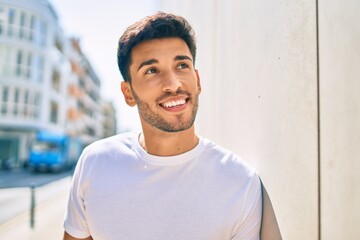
left=162, top=99, right=186, bottom=108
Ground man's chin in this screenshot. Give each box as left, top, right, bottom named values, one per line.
left=154, top=120, right=195, bottom=133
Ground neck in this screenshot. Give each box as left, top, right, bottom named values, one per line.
left=139, top=125, right=199, bottom=156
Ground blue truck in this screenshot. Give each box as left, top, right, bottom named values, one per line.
left=28, top=131, right=83, bottom=172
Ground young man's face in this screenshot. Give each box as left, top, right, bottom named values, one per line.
left=121, top=37, right=201, bottom=132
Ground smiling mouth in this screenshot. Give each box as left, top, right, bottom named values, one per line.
left=160, top=98, right=188, bottom=109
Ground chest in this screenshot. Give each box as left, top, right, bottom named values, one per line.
left=83, top=164, right=243, bottom=240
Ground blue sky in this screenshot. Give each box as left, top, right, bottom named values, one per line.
left=50, top=0, right=157, bottom=132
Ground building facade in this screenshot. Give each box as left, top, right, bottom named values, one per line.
left=65, top=38, right=106, bottom=146
left=0, top=0, right=66, bottom=168
left=101, top=100, right=117, bottom=138
left=0, top=0, right=117, bottom=169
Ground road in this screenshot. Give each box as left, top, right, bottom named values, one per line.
left=0, top=168, right=73, bottom=188
left=0, top=168, right=73, bottom=225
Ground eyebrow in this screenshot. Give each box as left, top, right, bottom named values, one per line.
left=175, top=55, right=193, bottom=62
left=137, top=59, right=158, bottom=72
left=137, top=55, right=193, bottom=72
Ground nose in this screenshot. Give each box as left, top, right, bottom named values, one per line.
left=161, top=71, right=182, bottom=93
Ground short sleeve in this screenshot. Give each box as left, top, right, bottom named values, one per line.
left=231, top=175, right=262, bottom=240
left=63, top=149, right=92, bottom=239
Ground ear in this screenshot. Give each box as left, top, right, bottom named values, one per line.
left=121, top=81, right=136, bottom=107
left=195, top=69, right=201, bottom=94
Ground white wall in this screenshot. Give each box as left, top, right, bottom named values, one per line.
left=157, top=0, right=359, bottom=239
left=319, top=0, right=360, bottom=239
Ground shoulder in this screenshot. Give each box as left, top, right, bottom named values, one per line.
left=76, top=132, right=138, bottom=170
left=200, top=137, right=258, bottom=182
left=199, top=137, right=261, bottom=220
left=82, top=132, right=136, bottom=157
left=73, top=132, right=138, bottom=178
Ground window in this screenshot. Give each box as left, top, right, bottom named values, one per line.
left=27, top=53, right=32, bottom=79
left=79, top=77, right=85, bottom=88
left=50, top=101, right=58, bottom=124
left=29, top=15, right=35, bottom=41
left=24, top=90, right=29, bottom=104
left=1, top=86, right=8, bottom=114
left=0, top=6, right=4, bottom=36
left=8, top=8, right=15, bottom=23
left=87, top=108, right=94, bottom=117
left=32, top=55, right=44, bottom=82
left=90, top=90, right=99, bottom=102
left=52, top=70, right=60, bottom=91
left=30, top=16, right=47, bottom=47
left=78, top=100, right=85, bottom=112
left=2, top=86, right=8, bottom=102
left=16, top=50, right=23, bottom=77
left=34, top=18, right=40, bottom=45
left=38, top=56, right=44, bottom=82
left=13, top=88, right=19, bottom=115
left=7, top=8, right=15, bottom=37
left=20, top=12, right=26, bottom=39
left=14, top=88, right=19, bottom=103
left=55, top=37, right=63, bottom=52
left=0, top=46, right=4, bottom=76
left=0, top=46, right=11, bottom=77
left=40, top=21, right=47, bottom=46
left=32, top=55, right=39, bottom=82
left=24, top=90, right=29, bottom=116
left=34, top=93, right=40, bottom=118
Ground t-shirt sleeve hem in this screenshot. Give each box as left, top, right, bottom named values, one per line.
left=63, top=222, right=91, bottom=239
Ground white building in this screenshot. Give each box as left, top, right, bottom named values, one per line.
left=101, top=100, right=117, bottom=138
left=0, top=0, right=115, bottom=168
left=65, top=38, right=104, bottom=146
left=0, top=0, right=68, bottom=168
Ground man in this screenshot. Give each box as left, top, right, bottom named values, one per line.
left=63, top=12, right=267, bottom=240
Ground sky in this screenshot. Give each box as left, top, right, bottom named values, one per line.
left=49, top=0, right=158, bottom=132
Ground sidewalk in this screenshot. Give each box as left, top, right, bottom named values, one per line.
left=0, top=177, right=71, bottom=240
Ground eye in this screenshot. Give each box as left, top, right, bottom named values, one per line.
left=177, top=63, right=189, bottom=69
left=145, top=68, right=158, bottom=74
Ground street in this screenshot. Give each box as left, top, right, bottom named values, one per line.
left=0, top=168, right=74, bottom=189
left=0, top=168, right=73, bottom=232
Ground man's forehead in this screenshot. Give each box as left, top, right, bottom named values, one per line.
left=131, top=37, right=192, bottom=60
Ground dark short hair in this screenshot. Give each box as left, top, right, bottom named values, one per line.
left=117, top=12, right=196, bottom=83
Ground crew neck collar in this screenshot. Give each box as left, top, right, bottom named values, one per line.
left=132, top=132, right=204, bottom=166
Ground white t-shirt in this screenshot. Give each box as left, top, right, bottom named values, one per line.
left=64, top=132, right=262, bottom=240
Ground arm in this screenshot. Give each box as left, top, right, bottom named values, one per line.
left=260, top=182, right=282, bottom=240
left=63, top=231, right=93, bottom=240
